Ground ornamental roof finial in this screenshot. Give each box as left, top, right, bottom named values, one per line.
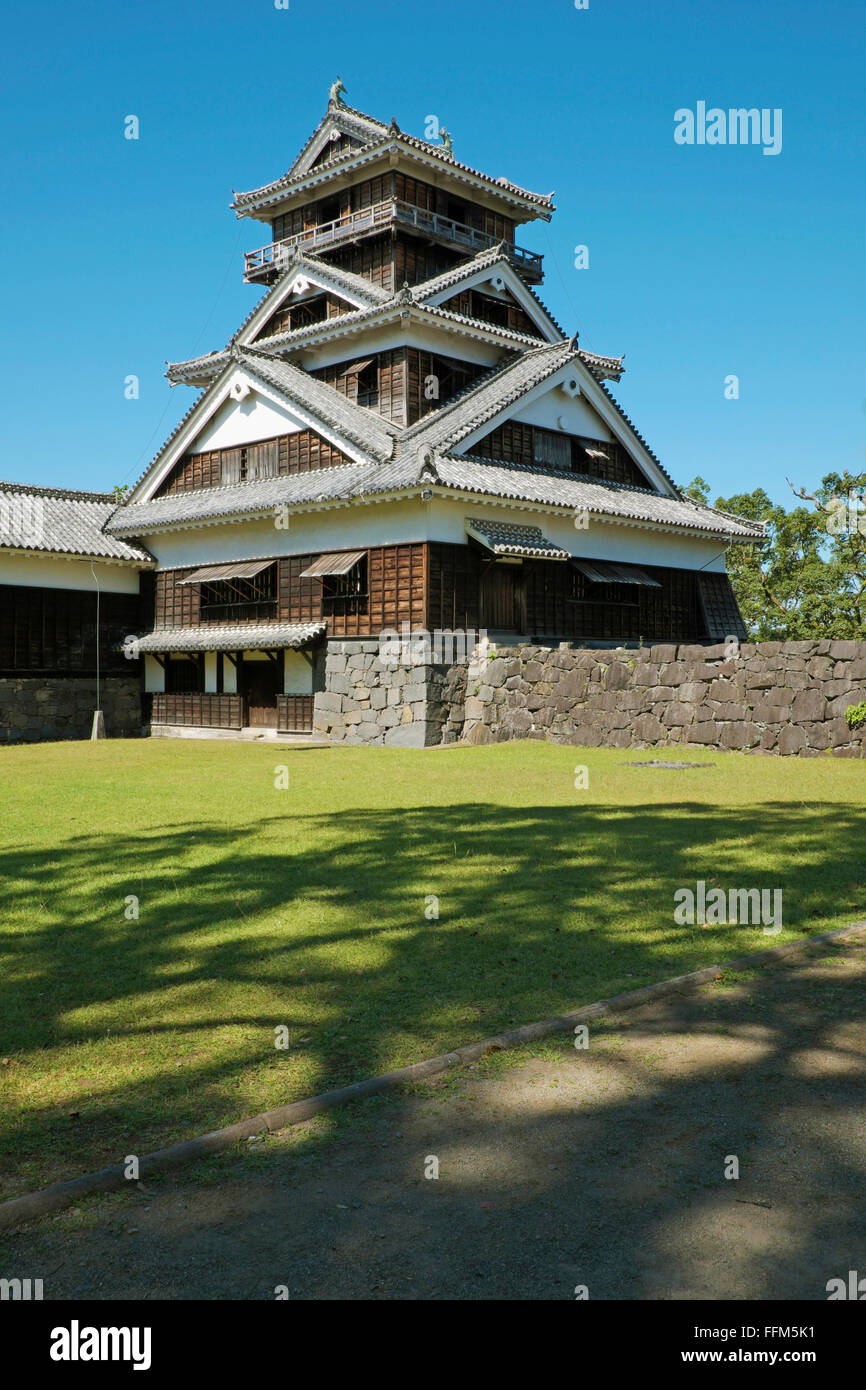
left=328, top=77, right=346, bottom=108
left=439, top=127, right=453, bottom=156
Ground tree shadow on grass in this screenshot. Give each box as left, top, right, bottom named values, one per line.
left=0, top=798, right=864, bottom=1193
left=3, top=939, right=865, bottom=1300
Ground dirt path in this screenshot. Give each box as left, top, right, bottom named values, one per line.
left=3, top=936, right=865, bottom=1300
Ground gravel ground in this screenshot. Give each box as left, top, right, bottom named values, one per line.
left=3, top=934, right=864, bottom=1300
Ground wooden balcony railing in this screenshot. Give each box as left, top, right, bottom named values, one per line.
left=243, top=200, right=543, bottom=283
left=277, top=694, right=314, bottom=733
left=150, top=693, right=245, bottom=730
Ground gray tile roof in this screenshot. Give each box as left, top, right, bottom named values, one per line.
left=0, top=482, right=154, bottom=562
left=403, top=340, right=580, bottom=452
left=239, top=347, right=398, bottom=461
left=466, top=518, right=570, bottom=559
left=105, top=463, right=379, bottom=535
left=233, top=120, right=554, bottom=216
left=167, top=251, right=392, bottom=385
left=250, top=300, right=545, bottom=358
left=127, top=384, right=211, bottom=497
left=434, top=455, right=764, bottom=540
left=125, top=622, right=326, bottom=654
left=105, top=441, right=761, bottom=543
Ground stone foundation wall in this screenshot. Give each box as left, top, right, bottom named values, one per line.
left=0, top=676, right=143, bottom=744
left=462, top=640, right=866, bottom=757
left=313, top=640, right=467, bottom=748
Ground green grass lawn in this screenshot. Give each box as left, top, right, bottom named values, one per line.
left=0, top=738, right=864, bottom=1196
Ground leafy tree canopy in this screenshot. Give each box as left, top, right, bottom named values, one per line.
left=678, top=471, right=866, bottom=640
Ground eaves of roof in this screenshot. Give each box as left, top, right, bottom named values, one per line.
left=105, top=447, right=763, bottom=546
left=233, top=128, right=554, bottom=218
left=430, top=455, right=765, bottom=541
left=251, top=300, right=547, bottom=355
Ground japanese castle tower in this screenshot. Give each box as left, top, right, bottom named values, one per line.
left=2, top=83, right=760, bottom=746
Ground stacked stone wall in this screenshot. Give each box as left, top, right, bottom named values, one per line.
left=462, top=639, right=866, bottom=756
left=0, top=677, right=143, bottom=744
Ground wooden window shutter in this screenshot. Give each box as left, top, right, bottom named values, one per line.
left=221, top=449, right=242, bottom=485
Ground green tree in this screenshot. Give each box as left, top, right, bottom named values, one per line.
left=699, top=470, right=866, bottom=640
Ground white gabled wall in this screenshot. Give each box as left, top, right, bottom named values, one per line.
left=511, top=390, right=614, bottom=440
left=192, top=392, right=309, bottom=452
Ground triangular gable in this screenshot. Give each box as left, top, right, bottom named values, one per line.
left=286, top=107, right=389, bottom=182
left=239, top=260, right=385, bottom=345
left=405, top=345, right=676, bottom=497
left=166, top=255, right=391, bottom=385
left=128, top=356, right=391, bottom=504
left=455, top=359, right=675, bottom=495
left=417, top=254, right=564, bottom=344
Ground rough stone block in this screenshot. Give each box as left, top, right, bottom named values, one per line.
left=777, top=724, right=806, bottom=755
left=791, top=689, right=827, bottom=722
left=686, top=723, right=720, bottom=745
left=830, top=640, right=858, bottom=660
left=631, top=712, right=665, bottom=741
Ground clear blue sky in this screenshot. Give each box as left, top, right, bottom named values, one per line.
left=1, top=0, right=863, bottom=506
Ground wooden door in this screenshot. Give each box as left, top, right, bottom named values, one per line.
left=479, top=564, right=526, bottom=633
left=241, top=661, right=280, bottom=727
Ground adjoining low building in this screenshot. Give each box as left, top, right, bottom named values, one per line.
left=0, top=483, right=152, bottom=742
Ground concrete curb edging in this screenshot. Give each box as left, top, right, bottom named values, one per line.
left=2, top=921, right=863, bottom=1233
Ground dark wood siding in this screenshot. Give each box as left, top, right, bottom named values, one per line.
left=157, top=431, right=353, bottom=495
left=524, top=560, right=703, bottom=643
left=150, top=545, right=713, bottom=651
left=254, top=293, right=350, bottom=341
left=0, top=584, right=141, bottom=675
left=470, top=423, right=648, bottom=486
left=313, top=349, right=486, bottom=426
left=426, top=543, right=483, bottom=632
left=393, top=237, right=460, bottom=287
left=327, top=237, right=396, bottom=293
left=441, top=289, right=543, bottom=338
left=154, top=569, right=201, bottom=628
left=279, top=545, right=426, bottom=636
left=151, top=693, right=244, bottom=729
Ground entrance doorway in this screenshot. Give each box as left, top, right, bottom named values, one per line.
left=479, top=562, right=526, bottom=633
left=240, top=660, right=280, bottom=727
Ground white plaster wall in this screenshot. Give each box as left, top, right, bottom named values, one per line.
left=204, top=652, right=218, bottom=693
left=145, top=500, right=435, bottom=568
left=143, top=495, right=729, bottom=575
left=223, top=659, right=237, bottom=694
left=192, top=390, right=308, bottom=452
left=144, top=656, right=165, bottom=693
left=511, top=388, right=614, bottom=440
left=284, top=649, right=313, bottom=693
left=0, top=553, right=141, bottom=593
